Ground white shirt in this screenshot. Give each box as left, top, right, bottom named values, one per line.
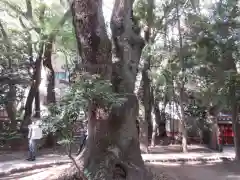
left=28, top=123, right=43, bottom=140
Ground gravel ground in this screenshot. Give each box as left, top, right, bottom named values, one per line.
left=0, top=164, right=175, bottom=180
left=148, top=161, right=240, bottom=180
left=0, top=146, right=237, bottom=180
left=3, top=161, right=240, bottom=180
left=0, top=164, right=71, bottom=180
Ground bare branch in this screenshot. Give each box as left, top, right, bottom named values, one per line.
left=1, top=0, right=40, bottom=33
left=0, top=21, right=10, bottom=47
left=25, top=0, right=33, bottom=18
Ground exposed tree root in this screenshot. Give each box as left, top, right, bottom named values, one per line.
left=48, top=148, right=153, bottom=180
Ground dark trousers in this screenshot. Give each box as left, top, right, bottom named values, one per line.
left=28, top=139, right=37, bottom=159
left=76, top=135, right=87, bottom=155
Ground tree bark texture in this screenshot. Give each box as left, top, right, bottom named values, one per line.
left=136, top=0, right=154, bottom=152
left=230, top=79, right=240, bottom=160
left=207, top=106, right=220, bottom=150
left=179, top=88, right=188, bottom=152
left=110, top=1, right=147, bottom=177
left=42, top=9, right=70, bottom=105
left=151, top=93, right=162, bottom=147
left=34, top=90, right=41, bottom=118
left=137, top=56, right=152, bottom=152
left=176, top=1, right=188, bottom=152
left=5, top=84, right=17, bottom=130
left=55, top=0, right=151, bottom=179
left=21, top=41, right=44, bottom=130
left=43, top=36, right=56, bottom=104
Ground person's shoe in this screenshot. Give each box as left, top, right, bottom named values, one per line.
left=26, top=157, right=35, bottom=161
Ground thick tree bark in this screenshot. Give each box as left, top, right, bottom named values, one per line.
left=207, top=105, right=220, bottom=150
left=176, top=1, right=188, bottom=152
left=137, top=0, right=154, bottom=152
left=42, top=9, right=70, bottom=104
left=21, top=41, right=44, bottom=130
left=20, top=3, right=46, bottom=130
left=138, top=107, right=149, bottom=153
left=137, top=56, right=152, bottom=153
left=151, top=93, right=161, bottom=147
left=5, top=84, right=17, bottom=130
left=42, top=36, right=56, bottom=148
left=34, top=90, right=41, bottom=118
left=110, top=0, right=148, bottom=177
left=230, top=79, right=240, bottom=161
left=43, top=36, right=56, bottom=104
left=54, top=0, right=151, bottom=179
left=179, top=88, right=188, bottom=152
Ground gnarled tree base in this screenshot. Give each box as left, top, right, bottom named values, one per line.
left=50, top=153, right=152, bottom=180
left=50, top=95, right=153, bottom=180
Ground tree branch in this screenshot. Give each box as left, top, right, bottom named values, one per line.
left=49, top=9, right=71, bottom=37
left=0, top=21, right=10, bottom=47
left=1, top=0, right=40, bottom=33
left=25, top=0, right=33, bottom=18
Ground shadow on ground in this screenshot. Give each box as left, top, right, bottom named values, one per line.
left=0, top=169, right=46, bottom=180
left=149, top=144, right=213, bottom=154
left=147, top=161, right=240, bottom=180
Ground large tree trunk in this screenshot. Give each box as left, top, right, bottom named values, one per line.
left=179, top=87, right=188, bottom=152
left=207, top=105, right=220, bottom=150
left=43, top=36, right=56, bottom=104
left=151, top=93, right=161, bottom=147
left=110, top=0, right=149, bottom=176
left=55, top=0, right=151, bottom=179
left=20, top=1, right=47, bottom=130
left=42, top=36, right=56, bottom=148
left=137, top=0, right=154, bottom=152
left=230, top=80, right=240, bottom=160
left=137, top=56, right=152, bottom=153
left=176, top=1, right=188, bottom=152
left=5, top=84, right=17, bottom=130
left=138, top=104, right=150, bottom=153
left=21, top=42, right=44, bottom=130
left=34, top=90, right=41, bottom=118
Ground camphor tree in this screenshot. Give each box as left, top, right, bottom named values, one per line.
left=52, top=0, right=153, bottom=179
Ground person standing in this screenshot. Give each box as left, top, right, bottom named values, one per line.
left=27, top=118, right=43, bottom=161
left=76, top=124, right=88, bottom=155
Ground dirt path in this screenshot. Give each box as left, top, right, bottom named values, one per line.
left=149, top=161, right=240, bottom=180
left=0, top=146, right=237, bottom=180
left=0, top=164, right=70, bottom=180
left=1, top=162, right=240, bottom=180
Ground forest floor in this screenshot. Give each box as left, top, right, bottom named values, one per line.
left=0, top=145, right=237, bottom=180
left=148, top=161, right=240, bottom=180
left=1, top=161, right=239, bottom=180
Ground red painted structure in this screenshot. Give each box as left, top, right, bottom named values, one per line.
left=217, top=114, right=238, bottom=145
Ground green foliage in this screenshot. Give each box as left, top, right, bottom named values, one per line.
left=189, top=0, right=240, bottom=109
left=143, top=0, right=240, bottom=115
left=0, top=0, right=75, bottom=127
left=0, top=130, right=22, bottom=147
left=43, top=73, right=125, bottom=146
